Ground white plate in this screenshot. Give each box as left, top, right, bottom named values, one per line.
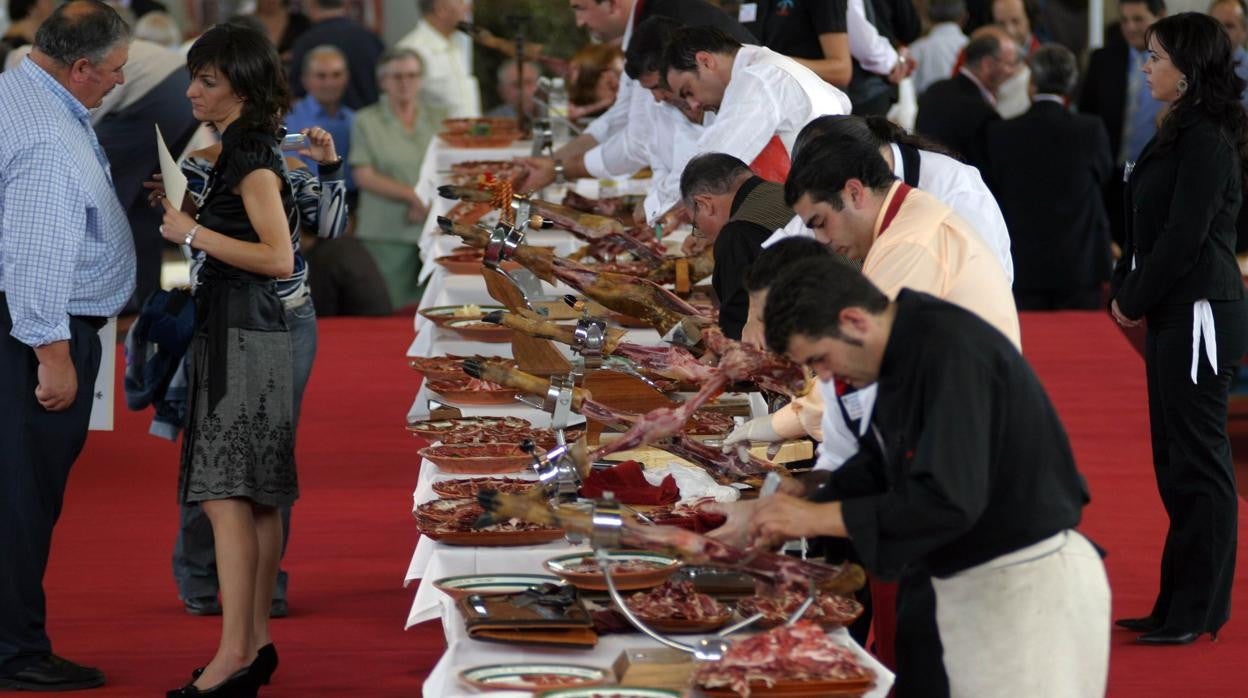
left=459, top=663, right=610, bottom=691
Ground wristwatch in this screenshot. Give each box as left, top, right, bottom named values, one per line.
left=553, top=159, right=566, bottom=185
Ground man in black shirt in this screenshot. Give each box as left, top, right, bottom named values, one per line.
left=741, top=0, right=852, bottom=87
left=679, top=153, right=793, bottom=340
left=750, top=258, right=1110, bottom=697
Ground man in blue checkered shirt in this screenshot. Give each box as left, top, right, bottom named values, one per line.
left=0, top=0, right=135, bottom=691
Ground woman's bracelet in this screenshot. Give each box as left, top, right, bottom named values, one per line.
left=184, top=224, right=202, bottom=247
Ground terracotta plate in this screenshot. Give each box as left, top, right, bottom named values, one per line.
left=419, top=442, right=541, bottom=474
left=418, top=304, right=508, bottom=328
left=633, top=606, right=734, bottom=634
left=435, top=252, right=485, bottom=275
left=459, top=663, right=610, bottom=692
left=544, top=551, right=681, bottom=591
left=432, top=573, right=563, bottom=601
left=426, top=527, right=566, bottom=547
left=439, top=132, right=520, bottom=148
left=699, top=677, right=876, bottom=697
left=426, top=386, right=519, bottom=407
left=538, top=688, right=681, bottom=698
left=405, top=415, right=530, bottom=439
left=441, top=117, right=518, bottom=134
left=444, top=318, right=513, bottom=343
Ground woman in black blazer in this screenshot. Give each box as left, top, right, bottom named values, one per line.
left=1110, top=12, right=1248, bottom=645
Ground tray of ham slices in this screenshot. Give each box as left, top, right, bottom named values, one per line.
left=414, top=497, right=564, bottom=546
left=694, top=621, right=876, bottom=697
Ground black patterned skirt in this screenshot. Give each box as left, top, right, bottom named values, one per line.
left=179, top=325, right=298, bottom=508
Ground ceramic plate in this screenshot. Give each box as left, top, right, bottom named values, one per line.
left=419, top=442, right=540, bottom=474
left=418, top=304, right=507, bottom=328
left=699, top=677, right=875, bottom=697
left=432, top=573, right=563, bottom=600
left=405, top=415, right=530, bottom=439
left=426, top=385, right=520, bottom=407
left=444, top=318, right=514, bottom=343
left=633, top=607, right=734, bottom=634
left=427, top=528, right=566, bottom=547
left=544, top=551, right=681, bottom=591
left=538, top=688, right=682, bottom=698
left=460, top=663, right=610, bottom=692
left=435, top=252, right=486, bottom=275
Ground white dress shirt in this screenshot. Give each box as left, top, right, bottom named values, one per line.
left=396, top=21, right=481, bottom=118
left=583, top=2, right=643, bottom=147
left=647, top=45, right=852, bottom=221
left=908, top=22, right=968, bottom=95
left=583, top=77, right=654, bottom=178
left=847, top=0, right=901, bottom=74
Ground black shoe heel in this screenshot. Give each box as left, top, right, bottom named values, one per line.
left=167, top=666, right=257, bottom=697
left=252, top=644, right=278, bottom=685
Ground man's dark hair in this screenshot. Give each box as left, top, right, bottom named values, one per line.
left=763, top=256, right=890, bottom=355
left=963, top=32, right=1005, bottom=67
left=34, top=0, right=132, bottom=66
left=625, top=15, right=682, bottom=80
left=418, top=0, right=439, bottom=14
left=1029, top=43, right=1078, bottom=96
left=679, top=152, right=752, bottom=207
left=744, top=238, right=832, bottom=293
left=1121, top=0, right=1166, bottom=16
left=793, top=114, right=959, bottom=164
left=313, top=0, right=347, bottom=10
left=9, top=0, right=40, bottom=22
left=663, top=25, right=742, bottom=74
left=928, top=0, right=968, bottom=23
left=784, top=130, right=897, bottom=209
left=188, top=22, right=291, bottom=134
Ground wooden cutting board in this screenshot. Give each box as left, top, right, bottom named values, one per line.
left=612, top=647, right=695, bottom=693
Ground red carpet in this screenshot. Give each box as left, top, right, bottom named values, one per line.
left=37, top=312, right=1248, bottom=696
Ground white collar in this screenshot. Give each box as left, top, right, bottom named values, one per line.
left=1033, top=94, right=1066, bottom=105
left=958, top=67, right=996, bottom=106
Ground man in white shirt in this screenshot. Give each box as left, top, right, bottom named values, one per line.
left=908, top=0, right=969, bottom=95
left=659, top=26, right=852, bottom=222
left=396, top=0, right=480, bottom=118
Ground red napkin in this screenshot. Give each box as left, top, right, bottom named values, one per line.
left=579, top=460, right=679, bottom=505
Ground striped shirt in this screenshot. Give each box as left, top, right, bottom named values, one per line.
left=0, top=58, right=135, bottom=346
left=183, top=155, right=348, bottom=299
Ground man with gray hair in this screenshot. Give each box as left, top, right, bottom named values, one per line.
left=985, top=44, right=1113, bottom=310
left=679, top=152, right=794, bottom=341
left=0, top=0, right=135, bottom=690
left=286, top=44, right=356, bottom=204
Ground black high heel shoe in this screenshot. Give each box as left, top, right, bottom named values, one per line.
left=1115, top=616, right=1163, bottom=633
left=192, top=645, right=277, bottom=685
left=167, top=666, right=257, bottom=697
left=1135, top=627, right=1217, bottom=645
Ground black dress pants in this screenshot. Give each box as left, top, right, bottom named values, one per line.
left=1144, top=298, right=1248, bottom=633
left=894, top=572, right=949, bottom=698
left=0, top=306, right=102, bottom=675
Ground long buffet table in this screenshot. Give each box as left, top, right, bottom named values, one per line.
left=404, top=137, right=894, bottom=697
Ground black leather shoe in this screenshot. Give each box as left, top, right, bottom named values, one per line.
left=0, top=654, right=106, bottom=690
left=184, top=596, right=222, bottom=616
left=1115, top=616, right=1162, bottom=632
left=268, top=598, right=288, bottom=618
left=167, top=666, right=256, bottom=697
left=252, top=644, right=278, bottom=685
left=1135, top=628, right=1203, bottom=645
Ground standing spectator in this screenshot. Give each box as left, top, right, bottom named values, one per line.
left=0, top=1, right=134, bottom=691
left=286, top=44, right=357, bottom=207
left=252, top=0, right=311, bottom=66
left=288, top=0, right=383, bottom=110
left=908, top=0, right=970, bottom=96
left=1110, top=12, right=1248, bottom=646
left=487, top=58, right=541, bottom=120
left=1209, top=0, right=1248, bottom=105
left=845, top=0, right=918, bottom=115
left=396, top=0, right=480, bottom=118
left=986, top=44, right=1113, bottom=310
left=916, top=26, right=1020, bottom=172
left=990, top=0, right=1038, bottom=117
left=350, top=49, right=446, bottom=308
left=1078, top=0, right=1167, bottom=247
left=92, top=38, right=198, bottom=315
left=740, top=0, right=853, bottom=89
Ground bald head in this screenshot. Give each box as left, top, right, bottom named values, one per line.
left=964, top=26, right=1021, bottom=93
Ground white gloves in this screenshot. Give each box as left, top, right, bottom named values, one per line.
left=721, top=415, right=782, bottom=452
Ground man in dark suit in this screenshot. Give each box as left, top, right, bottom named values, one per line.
left=915, top=26, right=1020, bottom=173
left=1077, top=0, right=1166, bottom=246
left=288, top=0, right=385, bottom=110
left=985, top=44, right=1113, bottom=310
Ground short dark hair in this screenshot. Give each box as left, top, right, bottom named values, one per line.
left=784, top=129, right=897, bottom=209
left=928, top=0, right=968, bottom=23
left=313, top=0, right=347, bottom=9
left=625, top=15, right=682, bottom=80
left=418, top=0, right=439, bottom=14
left=34, top=0, right=132, bottom=66
left=662, top=25, right=742, bottom=74
left=187, top=22, right=291, bottom=134
left=793, top=114, right=960, bottom=163
left=744, top=237, right=832, bottom=293
left=763, top=256, right=890, bottom=355
left=1121, top=0, right=1166, bottom=16
left=9, top=0, right=39, bottom=22
left=963, top=32, right=1005, bottom=67
left=679, top=152, right=752, bottom=207
left=1029, top=43, right=1078, bottom=96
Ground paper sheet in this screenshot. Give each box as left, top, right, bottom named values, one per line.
left=156, top=124, right=187, bottom=210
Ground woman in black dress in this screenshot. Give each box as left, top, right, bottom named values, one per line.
left=158, top=23, right=297, bottom=695
left=1110, top=12, right=1248, bottom=645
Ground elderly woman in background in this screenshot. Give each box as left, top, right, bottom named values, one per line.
left=1110, top=12, right=1248, bottom=646
left=350, top=48, right=445, bottom=308
left=156, top=22, right=298, bottom=695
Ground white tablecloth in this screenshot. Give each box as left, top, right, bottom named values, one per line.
left=422, top=612, right=895, bottom=698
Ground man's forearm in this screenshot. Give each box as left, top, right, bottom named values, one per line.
left=553, top=133, right=598, bottom=163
